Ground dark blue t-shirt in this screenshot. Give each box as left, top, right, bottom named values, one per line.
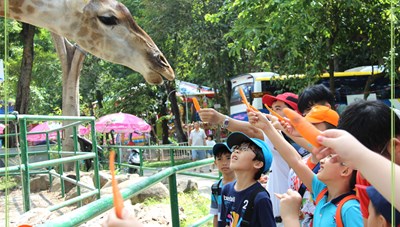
left=218, top=181, right=276, bottom=227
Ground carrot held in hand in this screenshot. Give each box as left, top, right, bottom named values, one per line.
left=264, top=104, right=285, bottom=122
left=239, top=87, right=259, bottom=112
left=192, top=97, right=201, bottom=111
left=239, top=87, right=251, bottom=109
left=283, top=108, right=322, bottom=148
left=109, top=150, right=124, bottom=219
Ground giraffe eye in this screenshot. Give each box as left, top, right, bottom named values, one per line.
left=98, top=16, right=118, bottom=26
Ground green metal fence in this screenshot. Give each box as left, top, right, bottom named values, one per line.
left=1, top=114, right=218, bottom=226
left=0, top=114, right=101, bottom=212
left=39, top=157, right=217, bottom=226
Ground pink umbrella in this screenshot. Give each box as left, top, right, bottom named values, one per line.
left=27, top=122, right=89, bottom=142
left=27, top=121, right=62, bottom=142
left=79, top=125, right=90, bottom=135
left=95, top=112, right=151, bottom=133
left=0, top=123, right=5, bottom=134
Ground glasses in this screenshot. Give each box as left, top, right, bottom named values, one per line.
left=232, top=142, right=254, bottom=153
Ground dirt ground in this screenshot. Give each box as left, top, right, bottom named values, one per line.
left=0, top=188, right=76, bottom=226
left=0, top=168, right=216, bottom=226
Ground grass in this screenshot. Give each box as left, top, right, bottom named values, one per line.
left=143, top=191, right=213, bottom=227
left=0, top=176, right=18, bottom=191
left=143, top=159, right=192, bottom=168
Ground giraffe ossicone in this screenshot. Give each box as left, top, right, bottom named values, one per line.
left=0, top=0, right=175, bottom=85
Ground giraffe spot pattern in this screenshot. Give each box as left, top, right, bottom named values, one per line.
left=26, top=5, right=35, bottom=14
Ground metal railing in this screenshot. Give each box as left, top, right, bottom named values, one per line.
left=40, top=157, right=217, bottom=226
left=0, top=114, right=101, bottom=212
left=1, top=114, right=218, bottom=226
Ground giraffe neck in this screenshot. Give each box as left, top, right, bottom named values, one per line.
left=1, top=0, right=86, bottom=39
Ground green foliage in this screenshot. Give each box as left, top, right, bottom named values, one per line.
left=143, top=159, right=191, bottom=168
left=0, top=176, right=18, bottom=191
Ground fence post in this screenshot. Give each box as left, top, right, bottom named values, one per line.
left=170, top=148, right=175, bottom=166
left=139, top=148, right=144, bottom=176
left=20, top=118, right=31, bottom=212
left=168, top=173, right=180, bottom=227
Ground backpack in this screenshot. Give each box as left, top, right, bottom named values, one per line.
left=211, top=179, right=223, bottom=201
left=314, top=188, right=358, bottom=227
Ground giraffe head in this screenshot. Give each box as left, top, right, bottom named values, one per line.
left=73, top=0, right=175, bottom=84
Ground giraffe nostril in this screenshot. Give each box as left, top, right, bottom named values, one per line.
left=157, top=54, right=169, bottom=68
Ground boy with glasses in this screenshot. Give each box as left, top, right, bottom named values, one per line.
left=248, top=111, right=362, bottom=227
left=219, top=132, right=275, bottom=227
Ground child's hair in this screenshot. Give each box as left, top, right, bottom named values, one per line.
left=212, top=143, right=231, bottom=160
left=298, top=84, right=336, bottom=114
left=207, top=135, right=214, bottom=140
left=251, top=144, right=265, bottom=180
left=338, top=100, right=400, bottom=156
left=349, top=170, right=357, bottom=191
left=214, top=149, right=231, bottom=159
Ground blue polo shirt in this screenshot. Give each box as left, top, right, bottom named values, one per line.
left=311, top=175, right=363, bottom=227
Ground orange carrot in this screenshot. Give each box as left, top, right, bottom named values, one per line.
left=239, top=87, right=251, bottom=109
left=192, top=97, right=201, bottom=112
left=264, top=104, right=285, bottom=122
left=109, top=150, right=124, bottom=219
left=283, top=108, right=322, bottom=148
left=239, top=87, right=260, bottom=112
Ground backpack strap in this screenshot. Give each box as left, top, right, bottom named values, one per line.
left=315, top=187, right=328, bottom=205
left=211, top=179, right=223, bottom=202
left=335, top=194, right=358, bottom=227
left=315, top=188, right=358, bottom=227
left=241, top=185, right=268, bottom=227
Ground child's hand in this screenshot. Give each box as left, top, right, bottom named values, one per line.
left=268, top=114, right=285, bottom=131
left=103, top=205, right=143, bottom=227
left=198, top=108, right=224, bottom=125
left=314, top=129, right=366, bottom=168
left=276, top=189, right=302, bottom=221
left=248, top=111, right=273, bottom=130
left=281, top=119, right=301, bottom=137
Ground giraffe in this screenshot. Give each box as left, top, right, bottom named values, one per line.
left=0, top=0, right=175, bottom=85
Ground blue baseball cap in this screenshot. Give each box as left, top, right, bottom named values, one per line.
left=366, top=186, right=400, bottom=226
left=226, top=132, right=273, bottom=173
left=212, top=143, right=231, bottom=156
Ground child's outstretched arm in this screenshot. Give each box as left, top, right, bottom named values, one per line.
left=248, top=111, right=315, bottom=191
left=315, top=129, right=400, bottom=210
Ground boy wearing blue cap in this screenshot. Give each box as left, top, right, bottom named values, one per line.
left=365, top=186, right=400, bottom=227
left=219, top=132, right=275, bottom=227
left=210, top=143, right=235, bottom=227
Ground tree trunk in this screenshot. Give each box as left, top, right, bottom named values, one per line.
left=15, top=23, right=35, bottom=114
left=165, top=82, right=187, bottom=143
left=161, top=96, right=169, bottom=144
left=51, top=33, right=86, bottom=171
